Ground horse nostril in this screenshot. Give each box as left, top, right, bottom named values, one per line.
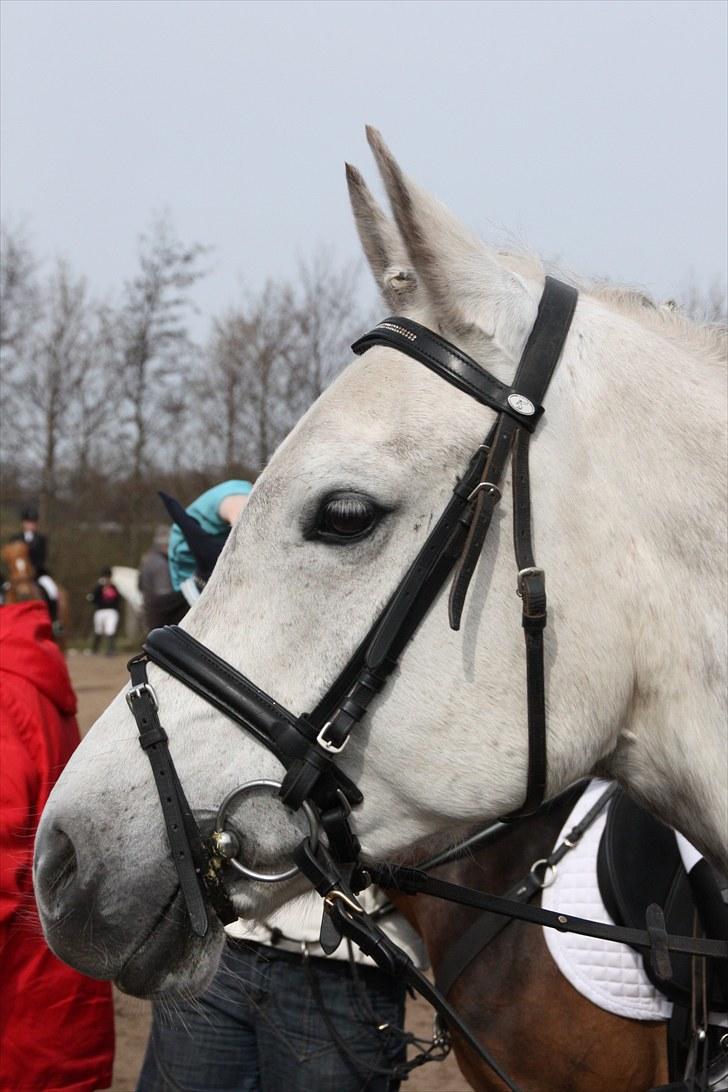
left=34, top=823, right=80, bottom=914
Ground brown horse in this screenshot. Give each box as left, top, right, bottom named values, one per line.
left=1, top=540, right=70, bottom=648
left=390, top=789, right=670, bottom=1092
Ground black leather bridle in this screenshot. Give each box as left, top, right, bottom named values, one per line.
left=126, top=277, right=727, bottom=1090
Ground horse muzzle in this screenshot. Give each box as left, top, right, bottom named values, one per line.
left=33, top=810, right=224, bottom=996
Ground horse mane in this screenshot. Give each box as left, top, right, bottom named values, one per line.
left=588, top=282, right=727, bottom=366
left=496, top=249, right=727, bottom=367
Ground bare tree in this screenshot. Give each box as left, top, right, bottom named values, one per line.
left=201, top=252, right=370, bottom=476
left=67, top=302, right=120, bottom=492
left=203, top=281, right=296, bottom=473
left=117, top=216, right=207, bottom=546
left=677, top=274, right=728, bottom=324
left=288, top=248, right=366, bottom=412
left=204, top=316, right=249, bottom=475
left=16, top=261, right=92, bottom=524
left=0, top=224, right=42, bottom=477
left=0, top=222, right=40, bottom=358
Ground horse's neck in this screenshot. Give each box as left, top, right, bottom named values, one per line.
left=552, top=302, right=727, bottom=867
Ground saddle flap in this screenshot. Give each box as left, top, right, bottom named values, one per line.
left=597, top=789, right=724, bottom=1009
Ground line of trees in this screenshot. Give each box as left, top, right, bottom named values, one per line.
left=0, top=220, right=370, bottom=518
left=0, top=217, right=371, bottom=629
left=0, top=217, right=724, bottom=635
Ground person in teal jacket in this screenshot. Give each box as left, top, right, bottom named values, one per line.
left=167, top=480, right=252, bottom=601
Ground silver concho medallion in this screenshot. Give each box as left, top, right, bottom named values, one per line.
left=507, top=393, right=535, bottom=416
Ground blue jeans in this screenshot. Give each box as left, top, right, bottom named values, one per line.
left=137, top=940, right=407, bottom=1092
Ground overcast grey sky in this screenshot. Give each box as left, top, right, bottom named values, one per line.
left=1, top=0, right=726, bottom=329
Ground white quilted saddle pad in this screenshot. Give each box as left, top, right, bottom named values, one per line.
left=541, top=779, right=672, bottom=1022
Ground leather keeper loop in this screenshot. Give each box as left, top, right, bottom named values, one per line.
left=279, top=747, right=332, bottom=810
left=341, top=697, right=366, bottom=721
left=138, top=725, right=168, bottom=750
left=320, top=805, right=361, bottom=863
left=279, top=760, right=319, bottom=810
left=646, top=903, right=673, bottom=981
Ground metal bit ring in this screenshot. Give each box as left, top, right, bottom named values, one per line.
left=529, top=857, right=557, bottom=889
left=214, top=778, right=320, bottom=883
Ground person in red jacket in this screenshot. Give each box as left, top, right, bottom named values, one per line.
left=0, top=599, right=115, bottom=1092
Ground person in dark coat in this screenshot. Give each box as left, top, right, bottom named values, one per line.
left=11, top=507, right=47, bottom=573
left=9, top=507, right=60, bottom=624
left=87, top=568, right=122, bottom=655
left=138, top=526, right=176, bottom=632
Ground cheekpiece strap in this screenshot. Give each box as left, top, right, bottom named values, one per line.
left=127, top=655, right=212, bottom=936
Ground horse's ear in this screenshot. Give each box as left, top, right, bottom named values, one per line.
left=366, top=126, right=538, bottom=364
left=345, top=162, right=419, bottom=309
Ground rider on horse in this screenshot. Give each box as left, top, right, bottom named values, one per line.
left=8, top=507, right=60, bottom=625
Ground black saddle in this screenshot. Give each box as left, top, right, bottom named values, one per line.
left=597, top=788, right=727, bottom=1012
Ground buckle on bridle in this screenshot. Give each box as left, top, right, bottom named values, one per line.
left=516, top=566, right=544, bottom=597
left=323, top=888, right=365, bottom=914
left=316, top=721, right=349, bottom=754
left=467, top=481, right=501, bottom=503
left=126, top=682, right=158, bottom=711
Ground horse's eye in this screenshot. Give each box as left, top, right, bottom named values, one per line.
left=315, top=493, right=380, bottom=543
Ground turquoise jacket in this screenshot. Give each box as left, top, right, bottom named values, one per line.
left=168, top=479, right=252, bottom=590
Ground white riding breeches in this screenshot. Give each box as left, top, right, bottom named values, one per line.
left=94, top=609, right=119, bottom=637
left=37, top=574, right=59, bottom=600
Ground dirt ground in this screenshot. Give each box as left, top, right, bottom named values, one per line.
left=68, top=652, right=470, bottom=1092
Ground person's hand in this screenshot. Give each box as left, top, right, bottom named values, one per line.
left=218, top=494, right=249, bottom=526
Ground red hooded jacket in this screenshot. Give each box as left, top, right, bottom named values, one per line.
left=1, top=601, right=114, bottom=1091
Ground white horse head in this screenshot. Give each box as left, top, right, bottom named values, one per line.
left=34, top=129, right=727, bottom=997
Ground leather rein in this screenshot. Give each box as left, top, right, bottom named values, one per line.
left=126, top=278, right=727, bottom=1090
